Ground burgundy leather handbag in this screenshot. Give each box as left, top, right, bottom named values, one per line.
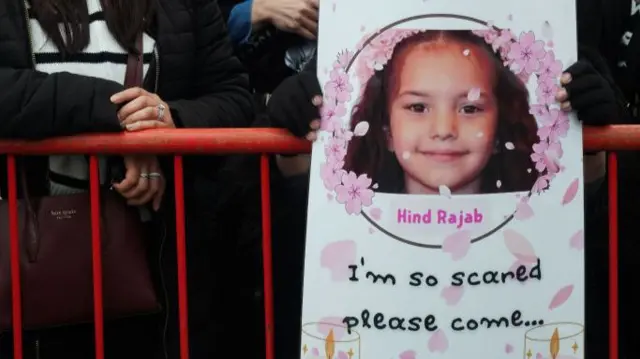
left=0, top=34, right=160, bottom=330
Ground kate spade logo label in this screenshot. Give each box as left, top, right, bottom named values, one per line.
left=50, top=209, right=77, bottom=220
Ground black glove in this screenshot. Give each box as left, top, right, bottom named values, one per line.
left=562, top=57, right=623, bottom=126
left=267, top=71, right=322, bottom=137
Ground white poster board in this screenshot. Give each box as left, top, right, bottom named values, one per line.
left=301, top=0, right=584, bottom=358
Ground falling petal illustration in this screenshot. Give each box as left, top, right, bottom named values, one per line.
left=505, top=142, right=515, bottom=150
left=561, top=178, right=580, bottom=205
left=368, top=227, right=375, bottom=234
left=505, top=343, right=514, bottom=353
left=320, top=240, right=357, bottom=281
left=467, top=88, right=481, bottom=101
left=514, top=200, right=534, bottom=220
left=569, top=230, right=584, bottom=250
left=325, top=329, right=335, bottom=359
left=549, top=285, right=574, bottom=310
left=503, top=229, right=537, bottom=263
left=402, top=151, right=411, bottom=160
left=337, top=351, right=348, bottom=359
left=326, top=193, right=334, bottom=201
left=428, top=329, right=449, bottom=353
left=353, top=121, right=370, bottom=136
left=332, top=2, right=336, bottom=11
left=542, top=21, right=554, bottom=40
left=399, top=350, right=416, bottom=359
left=439, top=185, right=452, bottom=198
left=496, top=180, right=502, bottom=188
left=442, top=230, right=471, bottom=260
left=507, top=14, right=513, bottom=21
left=312, top=347, right=319, bottom=356
left=462, top=49, right=470, bottom=56
left=440, top=285, right=464, bottom=305
left=369, top=207, right=382, bottom=221
left=550, top=328, right=560, bottom=359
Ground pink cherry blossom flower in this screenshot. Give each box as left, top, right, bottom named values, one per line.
left=320, top=102, right=346, bottom=132
left=507, top=31, right=545, bottom=74
left=530, top=141, right=561, bottom=173
left=492, top=29, right=515, bottom=55
left=529, top=104, right=549, bottom=118
left=537, top=109, right=569, bottom=142
left=320, top=159, right=346, bottom=191
left=335, top=171, right=374, bottom=214
left=324, top=138, right=347, bottom=162
left=324, top=69, right=353, bottom=103
left=537, top=51, right=563, bottom=80
left=535, top=77, right=559, bottom=105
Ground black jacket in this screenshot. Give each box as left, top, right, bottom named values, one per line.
left=0, top=0, right=254, bottom=358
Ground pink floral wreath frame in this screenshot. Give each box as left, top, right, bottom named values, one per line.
left=319, top=14, right=570, bottom=247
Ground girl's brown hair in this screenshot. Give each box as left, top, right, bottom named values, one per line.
left=29, top=0, right=156, bottom=56
left=344, top=30, right=539, bottom=194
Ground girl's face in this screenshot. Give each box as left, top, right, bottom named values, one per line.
left=387, top=41, right=499, bottom=194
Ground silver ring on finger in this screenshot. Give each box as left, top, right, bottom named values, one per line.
left=148, top=172, right=163, bottom=179
left=140, top=173, right=150, bottom=179
left=157, top=104, right=166, bottom=122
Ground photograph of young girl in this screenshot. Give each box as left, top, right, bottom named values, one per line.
left=344, top=29, right=540, bottom=195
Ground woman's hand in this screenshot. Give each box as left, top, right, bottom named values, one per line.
left=268, top=71, right=322, bottom=141
left=253, top=0, right=319, bottom=39
left=110, top=87, right=176, bottom=131
left=556, top=60, right=620, bottom=126
left=112, top=155, right=166, bottom=211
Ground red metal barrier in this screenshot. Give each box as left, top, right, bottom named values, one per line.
left=0, top=126, right=634, bottom=359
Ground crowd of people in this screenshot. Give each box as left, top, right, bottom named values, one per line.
left=0, top=0, right=636, bottom=357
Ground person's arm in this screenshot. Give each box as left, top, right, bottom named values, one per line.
left=0, top=69, right=123, bottom=139
left=167, top=0, right=254, bottom=128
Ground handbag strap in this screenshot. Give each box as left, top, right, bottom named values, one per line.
left=124, top=33, right=144, bottom=88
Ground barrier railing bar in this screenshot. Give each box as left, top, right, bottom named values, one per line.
left=7, top=155, right=23, bottom=359
left=608, top=153, right=619, bottom=359
left=89, top=156, right=105, bottom=359
left=0, top=126, right=639, bottom=154
left=260, top=154, right=275, bottom=359
left=174, top=156, right=190, bottom=359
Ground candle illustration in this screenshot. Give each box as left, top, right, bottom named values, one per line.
left=301, top=320, right=361, bottom=359
left=524, top=322, right=583, bottom=359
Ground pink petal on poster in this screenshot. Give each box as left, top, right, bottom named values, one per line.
left=549, top=284, right=574, bottom=310
left=505, top=343, right=514, bottom=353
left=514, top=200, right=534, bottom=220
left=503, top=229, right=537, bottom=263
left=320, top=240, right=357, bottom=281
left=440, top=285, right=464, bottom=306
left=569, top=229, right=584, bottom=250
left=398, top=350, right=416, bottom=359
left=369, top=207, right=382, bottom=221
left=442, top=230, right=471, bottom=261
left=428, top=329, right=449, bottom=353
left=561, top=178, right=579, bottom=205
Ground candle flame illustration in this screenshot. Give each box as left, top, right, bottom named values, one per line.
left=550, top=328, right=560, bottom=359
left=325, top=329, right=335, bottom=359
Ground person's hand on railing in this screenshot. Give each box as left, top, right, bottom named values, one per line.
left=267, top=71, right=322, bottom=141
left=111, top=87, right=176, bottom=131
left=111, top=155, right=166, bottom=211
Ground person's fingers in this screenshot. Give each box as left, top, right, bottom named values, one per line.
left=117, top=95, right=152, bottom=122
left=301, top=3, right=319, bottom=21
left=125, top=120, right=168, bottom=131
left=555, top=88, right=568, bottom=102
left=310, top=120, right=320, bottom=130
left=312, top=95, right=323, bottom=107
left=121, top=107, right=159, bottom=127
left=110, top=87, right=149, bottom=105
left=560, top=101, right=572, bottom=112
left=294, top=26, right=315, bottom=40
left=306, top=131, right=318, bottom=142
left=306, top=0, right=319, bottom=9
left=112, top=160, right=141, bottom=193
left=124, top=163, right=150, bottom=201
left=299, top=15, right=318, bottom=37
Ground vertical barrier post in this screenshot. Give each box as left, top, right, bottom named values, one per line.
left=608, top=152, right=619, bottom=359
left=7, top=155, right=23, bottom=359
left=174, top=155, right=190, bottom=359
left=89, top=156, right=105, bottom=359
left=260, top=154, right=275, bottom=359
